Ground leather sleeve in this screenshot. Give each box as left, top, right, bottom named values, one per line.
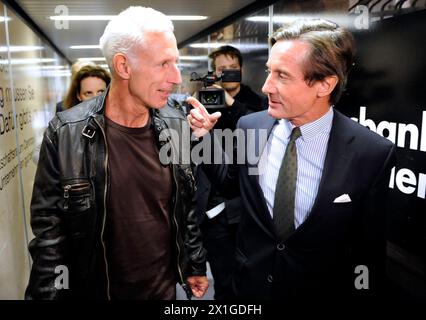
left=184, top=180, right=208, bottom=277
left=25, top=120, right=67, bottom=300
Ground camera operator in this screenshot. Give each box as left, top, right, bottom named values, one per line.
left=195, top=45, right=267, bottom=300
left=208, top=45, right=267, bottom=130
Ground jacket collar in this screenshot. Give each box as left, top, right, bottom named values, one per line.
left=91, top=85, right=109, bottom=115
left=289, top=110, right=357, bottom=238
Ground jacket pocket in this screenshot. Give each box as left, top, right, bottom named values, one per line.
left=62, top=181, right=92, bottom=213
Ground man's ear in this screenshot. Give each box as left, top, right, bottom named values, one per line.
left=112, top=53, right=132, bottom=80
left=317, top=75, right=338, bottom=99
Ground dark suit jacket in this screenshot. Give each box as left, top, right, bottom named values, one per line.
left=195, top=84, right=267, bottom=225
left=202, top=109, right=396, bottom=301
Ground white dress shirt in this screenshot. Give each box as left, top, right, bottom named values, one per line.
left=258, top=107, right=334, bottom=227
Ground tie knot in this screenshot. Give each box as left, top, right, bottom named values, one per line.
left=289, top=127, right=301, bottom=143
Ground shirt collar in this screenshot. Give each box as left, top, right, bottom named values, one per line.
left=279, top=107, right=334, bottom=142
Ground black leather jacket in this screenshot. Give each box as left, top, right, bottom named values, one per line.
left=25, top=92, right=206, bottom=299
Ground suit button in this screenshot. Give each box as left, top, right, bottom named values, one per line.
left=277, top=243, right=285, bottom=251
left=267, top=275, right=274, bottom=283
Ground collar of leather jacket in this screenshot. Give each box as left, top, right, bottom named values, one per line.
left=58, top=86, right=187, bottom=121
left=55, top=85, right=188, bottom=136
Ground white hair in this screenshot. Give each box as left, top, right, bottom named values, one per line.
left=99, top=6, right=174, bottom=71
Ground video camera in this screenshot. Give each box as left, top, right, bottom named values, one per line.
left=190, top=69, right=241, bottom=108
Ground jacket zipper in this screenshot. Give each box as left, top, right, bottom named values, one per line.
left=63, top=183, right=90, bottom=195
left=63, top=185, right=71, bottom=210
left=93, top=117, right=111, bottom=300
left=169, top=141, right=188, bottom=297
left=63, top=182, right=91, bottom=210
left=172, top=164, right=190, bottom=297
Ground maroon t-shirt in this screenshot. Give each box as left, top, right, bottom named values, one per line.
left=104, top=116, right=175, bottom=300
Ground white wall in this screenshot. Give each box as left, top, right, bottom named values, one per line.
left=0, top=3, right=69, bottom=299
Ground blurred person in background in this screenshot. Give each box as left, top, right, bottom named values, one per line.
left=33, top=65, right=111, bottom=164
left=55, top=60, right=97, bottom=112
left=63, top=65, right=111, bottom=109
left=209, top=45, right=267, bottom=131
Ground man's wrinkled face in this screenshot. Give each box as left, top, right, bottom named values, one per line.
left=262, top=40, right=322, bottom=125
left=128, top=31, right=182, bottom=109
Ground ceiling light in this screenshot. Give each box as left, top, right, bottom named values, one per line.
left=189, top=43, right=226, bottom=49
left=189, top=43, right=268, bottom=51
left=40, top=65, right=66, bottom=70
left=70, top=45, right=101, bottom=49
left=179, top=55, right=208, bottom=61
left=49, top=15, right=115, bottom=21
left=167, top=16, right=207, bottom=21
left=178, top=62, right=197, bottom=68
left=0, top=58, right=56, bottom=65
left=24, top=65, right=67, bottom=71
left=50, top=15, right=207, bottom=21
left=77, top=57, right=106, bottom=62
left=0, top=45, right=44, bottom=52
left=246, top=16, right=269, bottom=22
left=246, top=15, right=313, bottom=23
left=42, top=70, right=72, bottom=78
left=246, top=14, right=355, bottom=28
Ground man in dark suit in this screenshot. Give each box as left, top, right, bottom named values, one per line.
left=187, top=18, right=396, bottom=301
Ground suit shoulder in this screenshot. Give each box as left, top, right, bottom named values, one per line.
left=238, top=110, right=272, bottom=129
left=335, top=110, right=394, bottom=150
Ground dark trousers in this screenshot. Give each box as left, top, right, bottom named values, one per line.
left=201, top=211, right=238, bottom=300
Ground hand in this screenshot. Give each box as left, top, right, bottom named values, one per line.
left=211, top=84, right=234, bottom=107
left=187, top=275, right=209, bottom=298
left=186, top=96, right=221, bottom=138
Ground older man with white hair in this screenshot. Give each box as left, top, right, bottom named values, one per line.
left=26, top=6, right=209, bottom=300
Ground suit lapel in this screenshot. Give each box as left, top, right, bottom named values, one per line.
left=297, top=110, right=356, bottom=232
left=244, top=113, right=277, bottom=239
left=246, top=114, right=277, bottom=167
